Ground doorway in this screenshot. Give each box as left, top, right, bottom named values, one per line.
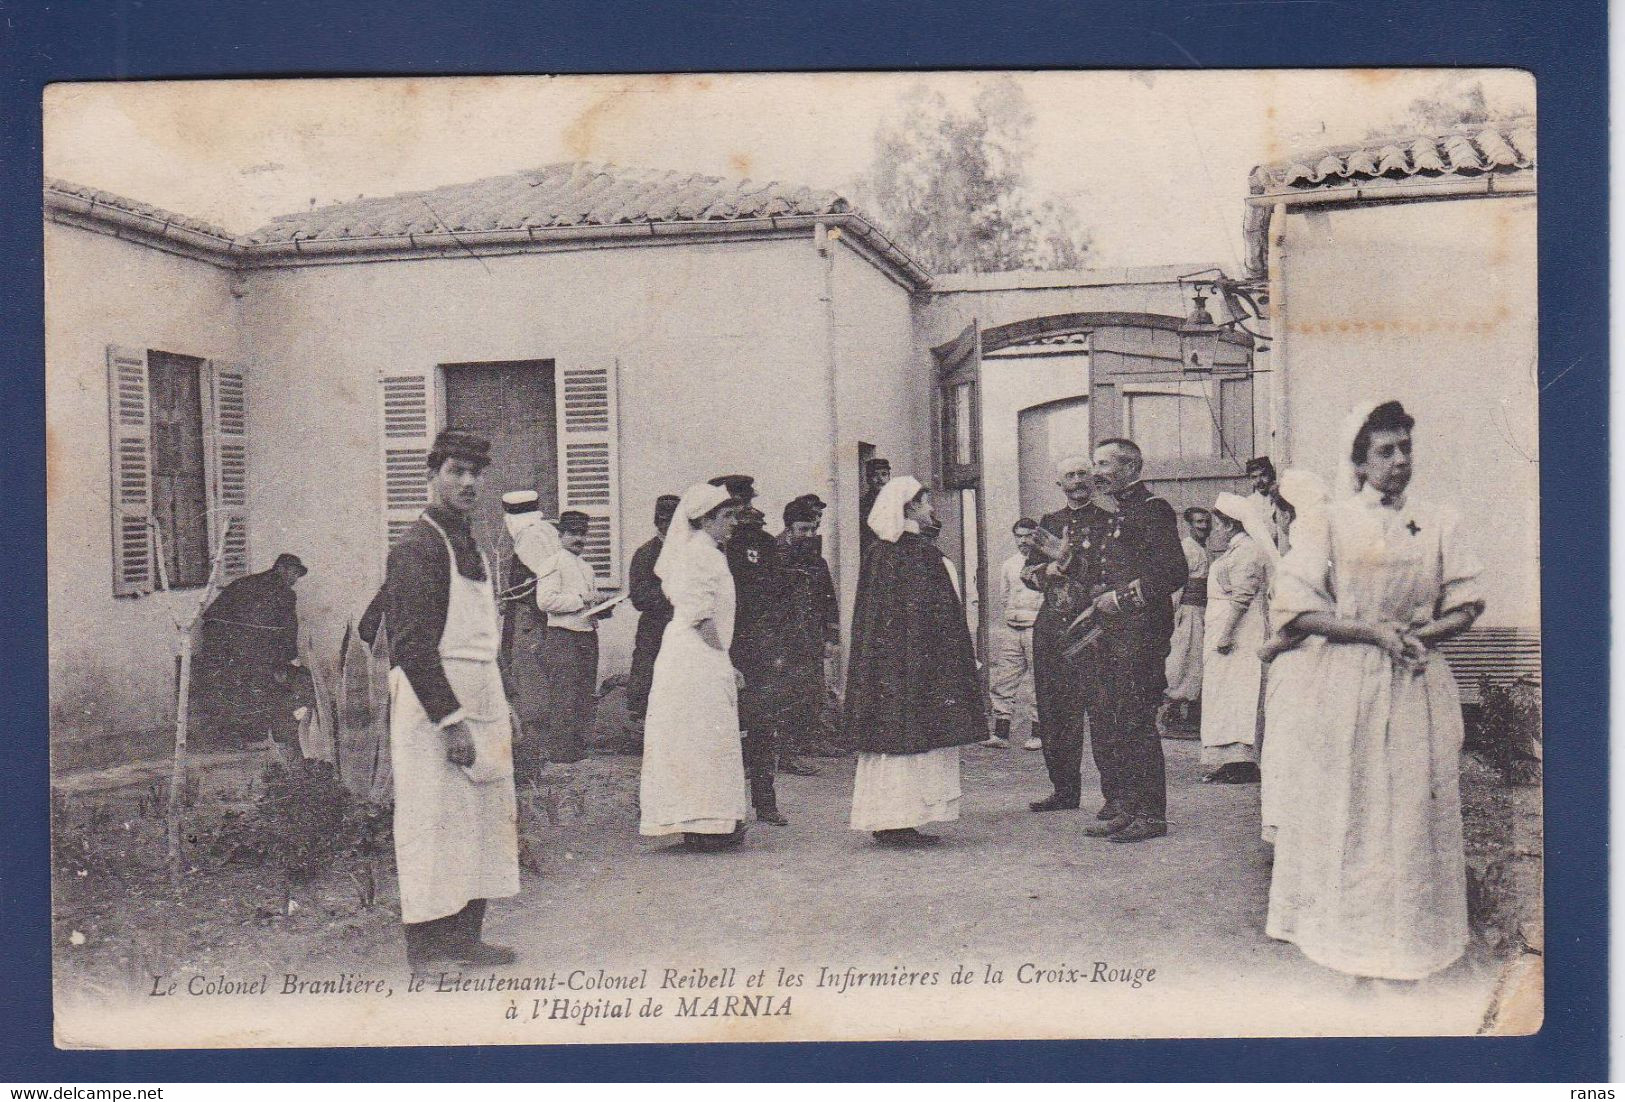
left=441, top=359, right=557, bottom=571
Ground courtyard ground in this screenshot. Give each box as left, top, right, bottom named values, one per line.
left=51, top=732, right=1541, bottom=1044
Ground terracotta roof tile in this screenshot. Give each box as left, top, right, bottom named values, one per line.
left=43, top=177, right=238, bottom=241
left=1251, top=118, right=1535, bottom=196
left=235, top=162, right=854, bottom=245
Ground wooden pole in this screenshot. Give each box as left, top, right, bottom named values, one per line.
left=166, top=516, right=235, bottom=890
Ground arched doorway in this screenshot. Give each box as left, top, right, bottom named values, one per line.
left=932, top=311, right=1256, bottom=654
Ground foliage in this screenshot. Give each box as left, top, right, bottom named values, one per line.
left=214, top=756, right=391, bottom=885
left=1465, top=677, right=1542, bottom=786
left=857, top=78, right=1092, bottom=274
left=1356, top=74, right=1531, bottom=143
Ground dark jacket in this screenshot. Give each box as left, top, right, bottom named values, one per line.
left=725, top=525, right=781, bottom=673
left=768, top=531, right=839, bottom=660
left=842, top=532, right=986, bottom=755
left=380, top=505, right=488, bottom=724
left=1027, top=484, right=1186, bottom=668
left=628, top=535, right=671, bottom=618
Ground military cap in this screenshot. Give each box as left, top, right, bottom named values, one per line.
left=427, top=427, right=492, bottom=470
left=708, top=474, right=758, bottom=501
left=502, top=490, right=541, bottom=514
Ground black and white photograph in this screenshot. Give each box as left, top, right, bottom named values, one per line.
left=43, top=69, right=1541, bottom=1047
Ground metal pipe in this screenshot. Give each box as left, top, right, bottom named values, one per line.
left=814, top=222, right=844, bottom=635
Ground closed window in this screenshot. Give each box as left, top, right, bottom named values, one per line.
left=107, top=346, right=249, bottom=596
left=147, top=351, right=210, bottom=588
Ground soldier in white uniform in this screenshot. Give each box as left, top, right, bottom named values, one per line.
left=983, top=518, right=1044, bottom=750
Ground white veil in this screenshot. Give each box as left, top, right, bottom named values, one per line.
left=655, top=482, right=732, bottom=587
left=1213, top=490, right=1279, bottom=567
left=866, top=475, right=924, bottom=543
left=1336, top=400, right=1383, bottom=498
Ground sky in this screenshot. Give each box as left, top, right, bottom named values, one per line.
left=44, top=69, right=1534, bottom=271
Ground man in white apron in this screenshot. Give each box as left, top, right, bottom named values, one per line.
left=379, top=428, right=520, bottom=969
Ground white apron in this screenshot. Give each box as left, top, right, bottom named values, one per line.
left=389, top=516, right=520, bottom=924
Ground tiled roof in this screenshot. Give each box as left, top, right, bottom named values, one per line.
left=243, top=162, right=856, bottom=244
left=44, top=177, right=238, bottom=241
left=1249, top=118, right=1535, bottom=196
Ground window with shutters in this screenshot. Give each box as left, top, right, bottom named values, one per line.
left=107, top=346, right=250, bottom=596
left=146, top=351, right=211, bottom=588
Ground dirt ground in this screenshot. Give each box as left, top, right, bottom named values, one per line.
left=52, top=733, right=1541, bottom=1042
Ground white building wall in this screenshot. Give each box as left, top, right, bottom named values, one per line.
left=1272, top=194, right=1539, bottom=628
left=827, top=242, right=929, bottom=633
left=45, top=223, right=244, bottom=744
left=236, top=237, right=836, bottom=681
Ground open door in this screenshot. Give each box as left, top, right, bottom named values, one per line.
left=932, top=322, right=988, bottom=665
left=1087, top=323, right=1255, bottom=515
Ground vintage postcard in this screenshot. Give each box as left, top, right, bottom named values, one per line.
left=44, top=70, right=1541, bottom=1048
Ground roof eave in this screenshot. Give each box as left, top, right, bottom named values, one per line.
left=47, top=188, right=933, bottom=289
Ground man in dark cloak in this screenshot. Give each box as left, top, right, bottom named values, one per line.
left=190, top=552, right=307, bottom=747
left=625, top=494, right=681, bottom=736
left=844, top=477, right=985, bottom=846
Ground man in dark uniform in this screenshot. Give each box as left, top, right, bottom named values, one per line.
left=761, top=496, right=841, bottom=774
left=191, top=552, right=308, bottom=747
left=625, top=494, right=681, bottom=737
left=1023, top=456, right=1102, bottom=815
left=857, top=458, right=891, bottom=552
left=1026, top=440, right=1187, bottom=843
left=708, top=474, right=789, bottom=825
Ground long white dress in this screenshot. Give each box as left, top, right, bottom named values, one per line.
left=1199, top=533, right=1269, bottom=765
left=1264, top=486, right=1484, bottom=979
left=638, top=533, right=751, bottom=836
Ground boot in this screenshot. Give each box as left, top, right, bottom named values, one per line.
left=403, top=915, right=461, bottom=971
left=1023, top=723, right=1042, bottom=751
left=454, top=899, right=517, bottom=967
left=1108, top=816, right=1169, bottom=843
left=1029, top=791, right=1080, bottom=812
left=981, top=718, right=1011, bottom=748
left=1084, top=811, right=1133, bottom=838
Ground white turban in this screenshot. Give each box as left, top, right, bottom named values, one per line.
left=504, top=510, right=561, bottom=576
left=1213, top=491, right=1279, bottom=566
left=655, top=482, right=732, bottom=587
left=866, top=475, right=924, bottom=544
left=1276, top=468, right=1329, bottom=517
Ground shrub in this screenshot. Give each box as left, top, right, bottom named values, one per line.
left=1466, top=677, right=1542, bottom=786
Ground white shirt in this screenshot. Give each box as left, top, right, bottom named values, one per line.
left=999, top=552, right=1043, bottom=629
left=534, top=548, right=602, bottom=632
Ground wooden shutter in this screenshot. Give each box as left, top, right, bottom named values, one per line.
left=106, top=345, right=155, bottom=596
left=380, top=370, right=436, bottom=551
left=204, top=359, right=250, bottom=580
left=554, top=359, right=621, bottom=587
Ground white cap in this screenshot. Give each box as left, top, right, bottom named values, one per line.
left=501, top=490, right=540, bottom=514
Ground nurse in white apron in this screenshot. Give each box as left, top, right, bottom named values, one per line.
left=381, top=429, right=520, bottom=969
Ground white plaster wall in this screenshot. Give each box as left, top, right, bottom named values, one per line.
left=1273, top=195, right=1539, bottom=627
left=235, top=237, right=836, bottom=681
left=45, top=223, right=243, bottom=740
left=827, top=243, right=928, bottom=633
